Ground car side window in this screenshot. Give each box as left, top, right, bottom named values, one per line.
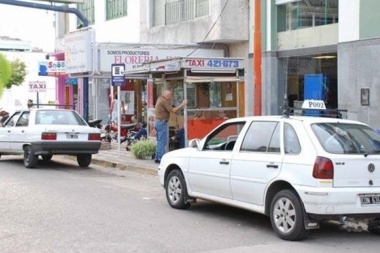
left=15, top=112, right=30, bottom=127
left=284, top=123, right=301, bottom=154
left=240, top=121, right=280, bottom=153
left=203, top=122, right=246, bottom=151
left=3, top=112, right=21, bottom=128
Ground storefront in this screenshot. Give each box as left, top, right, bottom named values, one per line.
left=125, top=57, right=245, bottom=149
left=89, top=44, right=227, bottom=125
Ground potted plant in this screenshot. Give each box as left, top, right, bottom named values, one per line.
left=130, top=138, right=156, bottom=159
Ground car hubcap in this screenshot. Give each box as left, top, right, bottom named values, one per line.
left=273, top=197, right=296, bottom=233
left=168, top=176, right=182, bottom=203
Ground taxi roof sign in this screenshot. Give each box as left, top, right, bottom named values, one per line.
left=301, top=100, right=326, bottom=110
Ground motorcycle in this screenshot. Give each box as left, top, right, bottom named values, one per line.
left=101, top=120, right=136, bottom=143
left=87, top=119, right=103, bottom=129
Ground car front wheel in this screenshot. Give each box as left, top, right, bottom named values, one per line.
left=77, top=154, right=92, bottom=167
left=165, top=170, right=190, bottom=209
left=24, top=146, right=38, bottom=168
left=270, top=189, right=309, bottom=241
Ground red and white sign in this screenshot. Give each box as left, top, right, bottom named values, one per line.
left=29, top=81, right=47, bottom=92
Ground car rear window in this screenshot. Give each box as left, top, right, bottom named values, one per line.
left=35, top=110, right=87, bottom=126
left=311, top=123, right=380, bottom=154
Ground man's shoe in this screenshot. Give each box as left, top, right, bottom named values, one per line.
left=154, top=160, right=160, bottom=164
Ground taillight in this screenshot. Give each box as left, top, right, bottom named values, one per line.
left=313, top=156, right=334, bottom=179
left=41, top=132, right=57, bottom=140
left=88, top=133, right=100, bottom=141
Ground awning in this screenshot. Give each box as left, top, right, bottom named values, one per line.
left=185, top=76, right=242, bottom=83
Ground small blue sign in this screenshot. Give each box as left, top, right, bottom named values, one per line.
left=111, top=63, right=125, bottom=86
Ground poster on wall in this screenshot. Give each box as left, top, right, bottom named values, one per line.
left=147, top=109, right=156, bottom=137
left=120, top=90, right=135, bottom=115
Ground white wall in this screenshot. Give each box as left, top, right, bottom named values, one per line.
left=66, top=1, right=140, bottom=44
left=339, top=0, right=360, bottom=42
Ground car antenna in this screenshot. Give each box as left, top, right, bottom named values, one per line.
left=282, top=94, right=290, bottom=118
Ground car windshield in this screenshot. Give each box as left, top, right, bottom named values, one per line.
left=35, top=110, right=87, bottom=126
left=311, top=123, right=380, bottom=154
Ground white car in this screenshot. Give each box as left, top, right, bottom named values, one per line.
left=158, top=115, right=380, bottom=240
left=0, top=108, right=101, bottom=168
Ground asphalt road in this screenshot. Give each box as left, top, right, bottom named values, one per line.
left=0, top=155, right=379, bottom=253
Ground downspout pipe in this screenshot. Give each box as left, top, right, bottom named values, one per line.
left=0, top=0, right=90, bottom=121
left=254, top=0, right=262, bottom=115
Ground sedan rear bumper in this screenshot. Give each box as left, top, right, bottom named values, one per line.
left=31, top=141, right=101, bottom=155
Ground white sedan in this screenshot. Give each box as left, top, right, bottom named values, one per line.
left=158, top=115, right=380, bottom=240
left=0, top=108, right=101, bottom=168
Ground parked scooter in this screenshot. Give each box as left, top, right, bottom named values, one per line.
left=101, top=120, right=136, bottom=143
left=87, top=119, right=103, bottom=129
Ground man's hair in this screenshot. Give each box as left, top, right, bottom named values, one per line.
left=162, top=90, right=172, bottom=98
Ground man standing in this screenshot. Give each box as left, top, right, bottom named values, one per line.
left=154, top=90, right=187, bottom=163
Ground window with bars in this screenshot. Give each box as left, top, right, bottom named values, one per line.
left=153, top=0, right=209, bottom=26
left=77, top=0, right=95, bottom=25
left=106, top=0, right=128, bottom=21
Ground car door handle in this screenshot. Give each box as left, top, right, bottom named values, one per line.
left=220, top=160, right=229, bottom=165
left=266, top=164, right=278, bottom=168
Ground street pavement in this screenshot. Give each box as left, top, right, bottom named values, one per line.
left=64, top=141, right=158, bottom=175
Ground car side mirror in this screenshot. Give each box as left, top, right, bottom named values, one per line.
left=189, top=139, right=201, bottom=149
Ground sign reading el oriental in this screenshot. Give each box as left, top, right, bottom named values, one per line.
left=99, top=48, right=224, bottom=73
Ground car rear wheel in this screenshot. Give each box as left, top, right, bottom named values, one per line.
left=77, top=154, right=92, bottom=167
left=41, top=154, right=53, bottom=161
left=270, top=189, right=309, bottom=241
left=166, top=170, right=191, bottom=209
left=24, top=146, right=38, bottom=168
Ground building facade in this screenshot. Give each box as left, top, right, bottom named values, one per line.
left=262, top=0, right=380, bottom=128
left=55, top=0, right=250, bottom=128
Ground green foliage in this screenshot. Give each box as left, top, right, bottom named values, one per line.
left=0, top=53, right=12, bottom=97
left=130, top=138, right=156, bottom=159
left=6, top=59, right=27, bottom=89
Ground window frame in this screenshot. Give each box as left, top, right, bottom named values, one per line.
left=106, top=0, right=128, bottom=21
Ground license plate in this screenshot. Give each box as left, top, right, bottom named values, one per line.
left=360, top=194, right=380, bottom=206
left=66, top=133, right=78, bottom=139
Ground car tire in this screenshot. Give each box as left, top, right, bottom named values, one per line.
left=41, top=154, right=53, bottom=161
left=165, top=170, right=191, bottom=209
left=77, top=154, right=92, bottom=167
left=368, top=218, right=380, bottom=234
left=270, top=189, right=309, bottom=241
left=24, top=146, right=38, bottom=168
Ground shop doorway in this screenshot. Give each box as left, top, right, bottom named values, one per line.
left=283, top=53, right=337, bottom=110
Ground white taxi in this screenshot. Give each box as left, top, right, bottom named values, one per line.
left=0, top=109, right=101, bottom=168
left=158, top=106, right=380, bottom=240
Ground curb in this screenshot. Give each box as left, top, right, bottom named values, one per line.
left=59, top=155, right=158, bottom=176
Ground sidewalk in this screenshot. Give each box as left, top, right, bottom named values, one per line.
left=65, top=142, right=158, bottom=175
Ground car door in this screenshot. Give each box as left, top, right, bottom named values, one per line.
left=188, top=121, right=246, bottom=199
left=10, top=111, right=30, bottom=151
left=0, top=112, right=21, bottom=151
left=230, top=120, right=282, bottom=206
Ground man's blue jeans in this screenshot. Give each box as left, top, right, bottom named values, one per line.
left=155, top=120, right=168, bottom=161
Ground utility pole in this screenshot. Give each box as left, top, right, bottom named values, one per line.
left=253, top=0, right=262, bottom=115
left=0, top=0, right=90, bottom=121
